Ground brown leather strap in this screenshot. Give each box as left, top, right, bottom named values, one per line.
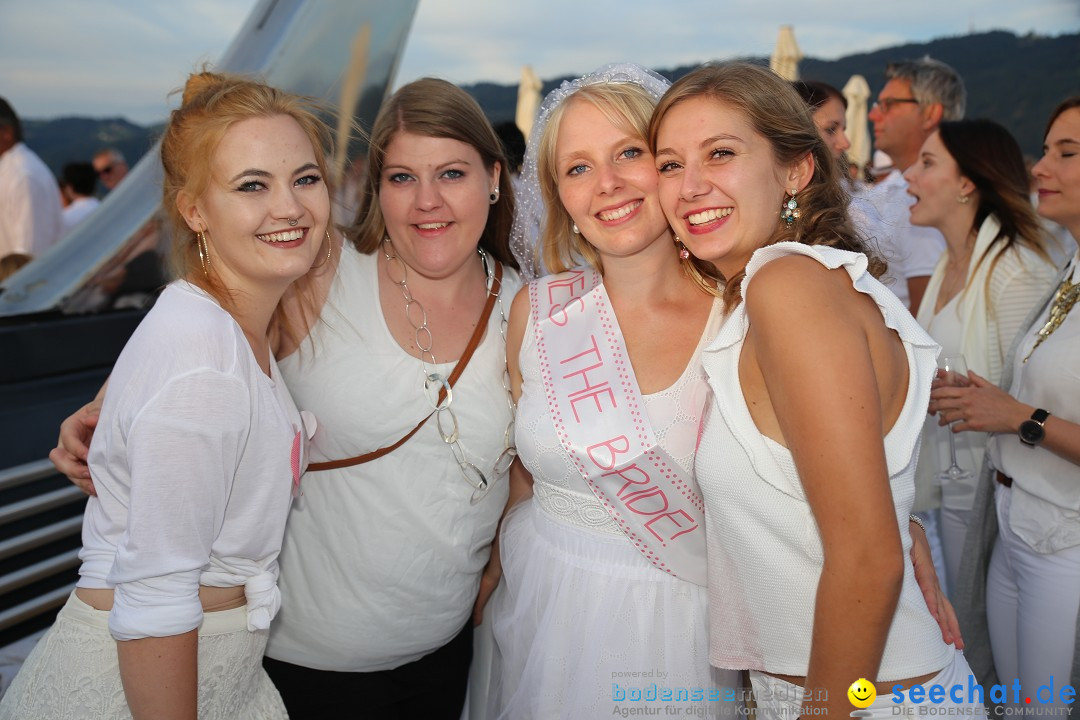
left=308, top=261, right=504, bottom=472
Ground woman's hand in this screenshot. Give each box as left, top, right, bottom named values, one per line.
left=929, top=371, right=1030, bottom=435
left=909, top=519, right=963, bottom=649
left=49, top=399, right=103, bottom=496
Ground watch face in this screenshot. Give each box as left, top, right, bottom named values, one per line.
left=1020, top=419, right=1046, bottom=445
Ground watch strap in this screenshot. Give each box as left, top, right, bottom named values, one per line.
left=1031, top=408, right=1050, bottom=424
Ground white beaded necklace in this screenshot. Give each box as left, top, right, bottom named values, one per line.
left=381, top=236, right=516, bottom=503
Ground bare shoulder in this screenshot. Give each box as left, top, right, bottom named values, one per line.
left=744, top=253, right=856, bottom=324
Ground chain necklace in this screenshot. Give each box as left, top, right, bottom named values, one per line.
left=381, top=236, right=516, bottom=503
left=1023, top=260, right=1080, bottom=363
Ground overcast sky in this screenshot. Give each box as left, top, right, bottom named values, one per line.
left=1, top=0, right=1077, bottom=124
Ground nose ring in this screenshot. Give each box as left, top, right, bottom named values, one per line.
left=288, top=218, right=298, bottom=227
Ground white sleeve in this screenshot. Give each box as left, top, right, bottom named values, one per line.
left=991, top=252, right=1058, bottom=371
left=107, top=369, right=251, bottom=641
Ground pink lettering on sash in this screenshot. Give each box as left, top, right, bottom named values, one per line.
left=531, top=269, right=707, bottom=585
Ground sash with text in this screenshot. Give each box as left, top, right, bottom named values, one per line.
left=531, top=269, right=707, bottom=586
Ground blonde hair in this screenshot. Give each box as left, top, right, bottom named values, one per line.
left=160, top=70, right=337, bottom=343
left=538, top=82, right=720, bottom=291
left=649, top=62, right=885, bottom=310
left=347, top=78, right=517, bottom=269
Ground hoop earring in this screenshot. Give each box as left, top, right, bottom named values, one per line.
left=196, top=231, right=210, bottom=277
left=489, top=186, right=500, bottom=204
left=312, top=230, right=333, bottom=269
left=781, top=190, right=800, bottom=225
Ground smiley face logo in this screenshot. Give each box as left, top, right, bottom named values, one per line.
left=848, top=678, right=876, bottom=709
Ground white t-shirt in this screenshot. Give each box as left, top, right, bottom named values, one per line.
left=80, top=281, right=303, bottom=641
left=61, top=196, right=101, bottom=234
left=0, top=142, right=63, bottom=258
left=857, top=170, right=946, bottom=310
left=268, top=244, right=521, bottom=671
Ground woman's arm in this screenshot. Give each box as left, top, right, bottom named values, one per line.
left=50, top=380, right=108, bottom=493
left=933, top=372, right=1080, bottom=466
left=471, top=286, right=535, bottom=624
left=745, top=256, right=905, bottom=718
left=117, top=631, right=198, bottom=720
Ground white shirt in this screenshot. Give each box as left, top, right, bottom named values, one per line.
left=990, top=252, right=1080, bottom=553
left=858, top=170, right=946, bottom=310
left=0, top=142, right=62, bottom=258
left=61, top=195, right=100, bottom=234
left=268, top=244, right=521, bottom=671
left=80, top=281, right=303, bottom=641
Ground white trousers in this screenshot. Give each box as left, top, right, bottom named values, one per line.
left=987, top=484, right=1080, bottom=711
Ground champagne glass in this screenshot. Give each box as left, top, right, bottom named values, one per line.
left=936, top=354, right=974, bottom=486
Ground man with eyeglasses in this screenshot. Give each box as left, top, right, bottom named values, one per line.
left=92, top=147, right=128, bottom=192
left=0, top=96, right=62, bottom=262
left=863, top=57, right=966, bottom=315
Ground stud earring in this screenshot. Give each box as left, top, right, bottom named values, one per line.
left=957, top=193, right=971, bottom=205
left=781, top=191, right=800, bottom=225
left=572, top=223, right=580, bottom=235
left=196, top=231, right=210, bottom=277
left=489, top=187, right=500, bottom=204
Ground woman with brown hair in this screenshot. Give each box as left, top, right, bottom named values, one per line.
left=650, top=62, right=979, bottom=719
left=52, top=77, right=522, bottom=719
left=2, top=71, right=335, bottom=720
left=904, top=118, right=1056, bottom=594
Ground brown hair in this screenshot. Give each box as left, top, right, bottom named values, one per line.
left=937, top=119, right=1053, bottom=287
left=160, top=71, right=336, bottom=342
left=648, top=62, right=885, bottom=309
left=1045, top=96, right=1080, bottom=140
left=347, top=78, right=517, bottom=270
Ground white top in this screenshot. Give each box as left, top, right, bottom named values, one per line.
left=914, top=218, right=1057, bottom=511
left=696, top=242, right=954, bottom=679
left=0, top=142, right=63, bottom=258
left=80, top=281, right=303, bottom=641
left=857, top=170, right=946, bottom=310
left=516, top=293, right=722, bottom=535
left=61, top=195, right=101, bottom=234
left=990, top=252, right=1080, bottom=553
left=268, top=242, right=521, bottom=671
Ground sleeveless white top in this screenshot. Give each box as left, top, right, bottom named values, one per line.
left=516, top=291, right=723, bottom=535
left=695, top=242, right=954, bottom=680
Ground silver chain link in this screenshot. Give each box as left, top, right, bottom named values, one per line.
left=381, top=237, right=516, bottom=504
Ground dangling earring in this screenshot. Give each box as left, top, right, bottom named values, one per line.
left=196, top=231, right=210, bottom=277
left=674, top=234, right=690, bottom=260
left=572, top=223, right=580, bottom=235
left=489, top=186, right=500, bottom=204
left=957, top=193, right=971, bottom=205
left=312, top=230, right=333, bottom=269
left=781, top=190, right=801, bottom=225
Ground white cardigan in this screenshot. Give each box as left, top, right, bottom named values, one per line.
left=913, top=214, right=1056, bottom=511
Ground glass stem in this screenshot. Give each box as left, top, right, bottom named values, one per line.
left=947, top=425, right=960, bottom=471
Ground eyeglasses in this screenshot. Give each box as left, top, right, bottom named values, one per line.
left=872, top=97, right=919, bottom=113
left=95, top=164, right=114, bottom=176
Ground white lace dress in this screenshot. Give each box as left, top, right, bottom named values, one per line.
left=488, top=296, right=738, bottom=720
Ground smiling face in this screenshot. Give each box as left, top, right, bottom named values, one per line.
left=654, top=95, right=808, bottom=278
left=813, top=96, right=851, bottom=160
left=180, top=114, right=329, bottom=297
left=902, top=130, right=974, bottom=231
left=553, top=98, right=670, bottom=263
left=377, top=131, right=499, bottom=281
left=847, top=678, right=877, bottom=709
left=1032, top=107, right=1080, bottom=238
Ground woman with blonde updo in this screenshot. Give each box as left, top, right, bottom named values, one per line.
left=1, top=71, right=336, bottom=720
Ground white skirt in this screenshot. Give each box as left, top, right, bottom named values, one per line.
left=0, top=591, right=287, bottom=720
left=488, top=499, right=739, bottom=720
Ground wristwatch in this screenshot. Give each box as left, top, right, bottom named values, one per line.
left=1019, top=408, right=1050, bottom=447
